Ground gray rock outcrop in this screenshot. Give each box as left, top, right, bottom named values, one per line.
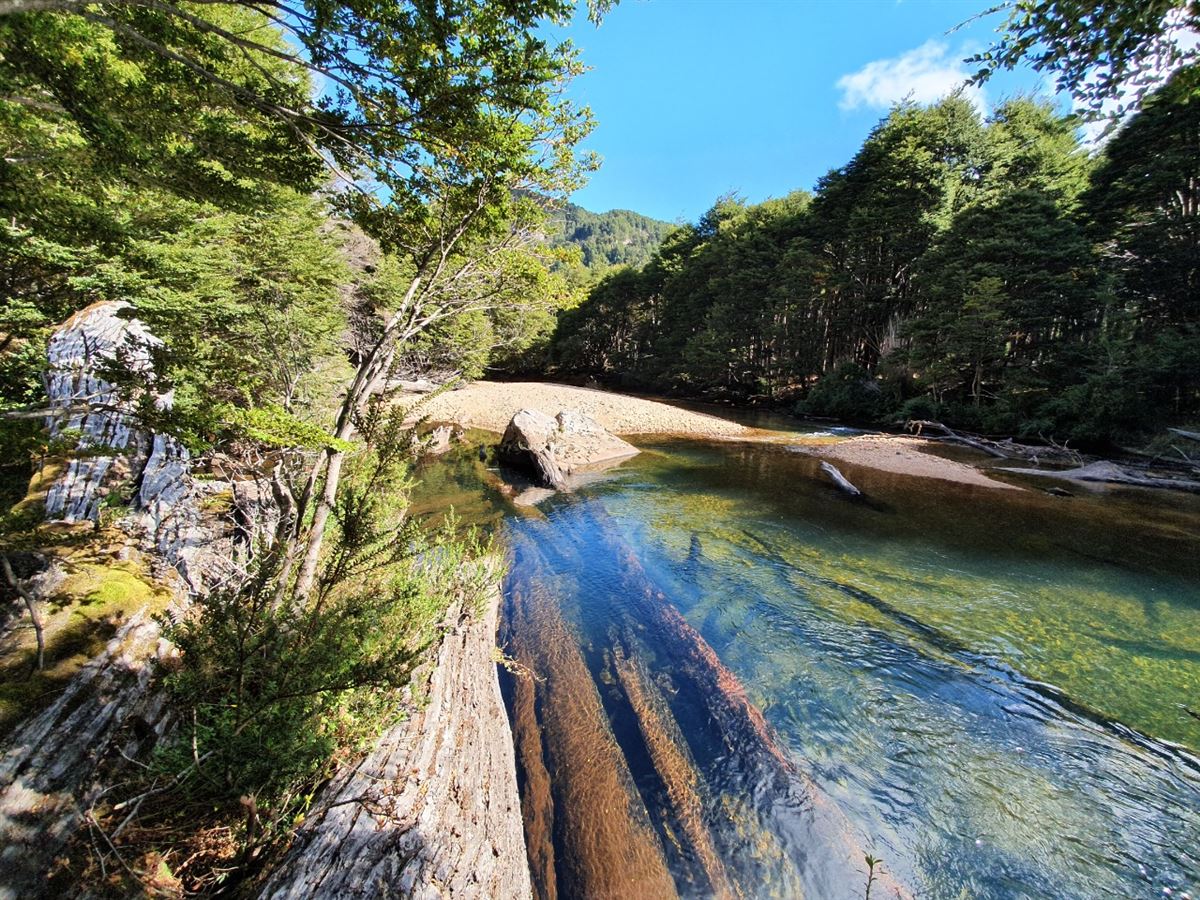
left=39, top=301, right=241, bottom=590
left=0, top=303, right=252, bottom=896
left=498, top=408, right=638, bottom=490
left=2, top=304, right=533, bottom=899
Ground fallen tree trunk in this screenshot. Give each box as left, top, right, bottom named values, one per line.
left=904, top=419, right=1080, bottom=464
left=819, top=460, right=862, bottom=497
left=0, top=613, right=175, bottom=900
left=260, top=579, right=531, bottom=900
left=1002, top=460, right=1200, bottom=494
left=501, top=561, right=679, bottom=900
left=573, top=504, right=911, bottom=900
left=610, top=643, right=737, bottom=900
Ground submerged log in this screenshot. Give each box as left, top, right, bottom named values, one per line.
left=507, top=647, right=557, bottom=900
left=502, top=570, right=679, bottom=900
left=611, top=643, right=737, bottom=900
left=260, top=580, right=530, bottom=900
left=577, top=504, right=910, bottom=900
left=819, top=460, right=862, bottom=497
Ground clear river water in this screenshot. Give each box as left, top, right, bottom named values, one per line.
left=412, top=427, right=1200, bottom=900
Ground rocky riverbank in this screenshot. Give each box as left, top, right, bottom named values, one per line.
left=413, top=380, right=1021, bottom=490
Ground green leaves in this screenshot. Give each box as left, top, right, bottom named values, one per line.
left=971, top=0, right=1199, bottom=125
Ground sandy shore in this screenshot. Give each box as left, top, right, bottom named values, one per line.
left=807, top=434, right=1019, bottom=491
left=412, top=381, right=1016, bottom=490
left=411, top=380, right=750, bottom=436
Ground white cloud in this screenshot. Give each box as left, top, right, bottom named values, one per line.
left=836, top=40, right=985, bottom=113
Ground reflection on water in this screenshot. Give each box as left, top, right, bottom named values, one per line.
left=413, top=439, right=1200, bottom=899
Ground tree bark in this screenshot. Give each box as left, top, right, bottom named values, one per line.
left=819, top=460, right=863, bottom=497
left=0, top=554, right=44, bottom=672
left=260, top=575, right=531, bottom=899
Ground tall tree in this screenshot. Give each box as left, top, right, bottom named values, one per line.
left=808, top=96, right=988, bottom=370
left=1084, top=65, right=1200, bottom=425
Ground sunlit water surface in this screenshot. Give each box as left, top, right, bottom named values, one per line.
left=413, top=435, right=1200, bottom=899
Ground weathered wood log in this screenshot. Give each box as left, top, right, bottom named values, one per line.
left=610, top=643, right=737, bottom=900
left=260, top=579, right=531, bottom=900
left=1004, top=460, right=1200, bottom=494
left=905, top=419, right=1012, bottom=459
left=1168, top=427, right=1200, bottom=443
left=904, top=419, right=1085, bottom=465
left=819, top=460, right=862, bottom=497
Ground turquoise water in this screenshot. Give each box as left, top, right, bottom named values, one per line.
left=414, top=438, right=1200, bottom=899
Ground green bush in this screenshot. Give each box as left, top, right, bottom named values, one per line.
left=152, top=403, right=493, bottom=850
left=898, top=395, right=940, bottom=423
left=798, top=363, right=892, bottom=423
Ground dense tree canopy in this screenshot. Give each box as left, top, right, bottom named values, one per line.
left=973, top=0, right=1200, bottom=123
left=546, top=201, right=675, bottom=278
left=550, top=89, right=1199, bottom=444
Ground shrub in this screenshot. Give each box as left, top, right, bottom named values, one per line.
left=798, top=363, right=891, bottom=423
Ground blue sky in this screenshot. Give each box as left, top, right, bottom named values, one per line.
left=547, top=0, right=1055, bottom=222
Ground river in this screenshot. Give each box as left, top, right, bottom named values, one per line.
left=412, top=431, right=1200, bottom=899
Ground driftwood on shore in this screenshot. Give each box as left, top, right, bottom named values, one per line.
left=905, top=419, right=1081, bottom=463
left=819, top=460, right=862, bottom=496
left=1002, top=460, right=1200, bottom=494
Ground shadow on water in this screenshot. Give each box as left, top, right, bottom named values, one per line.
left=414, top=438, right=1200, bottom=899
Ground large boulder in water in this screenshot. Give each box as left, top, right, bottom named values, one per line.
left=498, top=408, right=638, bottom=491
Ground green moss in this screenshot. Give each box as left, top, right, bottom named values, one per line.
left=200, top=489, right=234, bottom=515
left=0, top=553, right=172, bottom=739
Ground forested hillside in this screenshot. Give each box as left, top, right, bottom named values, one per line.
left=545, top=201, right=674, bottom=274
left=551, top=85, right=1200, bottom=445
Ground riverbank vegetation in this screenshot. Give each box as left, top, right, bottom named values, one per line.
left=550, top=65, right=1199, bottom=447
left=0, top=0, right=598, bottom=890
left=0, top=0, right=1197, bottom=894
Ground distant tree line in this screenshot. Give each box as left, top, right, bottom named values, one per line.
left=545, top=201, right=674, bottom=277
left=549, top=80, right=1199, bottom=445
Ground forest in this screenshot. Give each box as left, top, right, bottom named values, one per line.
left=550, top=80, right=1200, bottom=445
left=0, top=0, right=1197, bottom=895
left=545, top=200, right=674, bottom=278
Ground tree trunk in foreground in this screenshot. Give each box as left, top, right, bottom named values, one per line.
left=260, top=576, right=531, bottom=899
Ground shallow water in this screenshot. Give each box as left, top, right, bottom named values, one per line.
left=413, top=438, right=1200, bottom=899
